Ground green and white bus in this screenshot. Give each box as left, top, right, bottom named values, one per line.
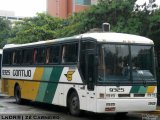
left=1, top=32, right=157, bottom=115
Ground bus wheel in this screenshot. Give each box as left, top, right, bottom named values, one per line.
left=14, top=85, right=22, bottom=104
left=69, top=92, right=80, bottom=116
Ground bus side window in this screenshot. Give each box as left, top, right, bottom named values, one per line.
left=12, top=50, right=22, bottom=65
left=61, top=43, right=78, bottom=64
left=23, top=49, right=33, bottom=65
left=3, top=50, right=12, bottom=65
left=35, top=48, right=46, bottom=64
left=47, top=46, right=60, bottom=64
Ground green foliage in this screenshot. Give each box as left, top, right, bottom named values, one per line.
left=0, top=18, right=11, bottom=47
left=1, top=0, right=160, bottom=80
left=7, top=0, right=139, bottom=44
left=3, top=0, right=160, bottom=50
left=8, top=13, right=63, bottom=43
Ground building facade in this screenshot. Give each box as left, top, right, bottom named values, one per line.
left=47, top=0, right=98, bottom=18
left=0, top=10, right=24, bottom=27
left=0, top=10, right=23, bottom=22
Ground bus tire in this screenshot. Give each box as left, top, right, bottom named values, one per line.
left=14, top=85, right=23, bottom=104
left=69, top=91, right=80, bottom=116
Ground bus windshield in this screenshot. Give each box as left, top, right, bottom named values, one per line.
left=98, top=44, right=156, bottom=83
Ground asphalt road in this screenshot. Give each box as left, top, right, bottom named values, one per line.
left=0, top=96, right=159, bottom=120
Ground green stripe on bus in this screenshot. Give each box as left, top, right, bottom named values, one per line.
left=43, top=67, right=63, bottom=104
left=138, top=86, right=147, bottom=94
left=130, top=86, right=140, bottom=93
left=36, top=67, right=53, bottom=102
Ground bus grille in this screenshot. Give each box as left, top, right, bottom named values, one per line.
left=118, top=94, right=130, bottom=97
left=134, top=94, right=145, bottom=97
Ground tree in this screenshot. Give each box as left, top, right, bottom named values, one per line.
left=6, top=0, right=160, bottom=49
left=0, top=18, right=11, bottom=48
left=8, top=13, right=63, bottom=44
left=7, top=0, right=139, bottom=44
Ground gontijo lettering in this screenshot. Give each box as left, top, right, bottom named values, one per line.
left=13, top=70, right=31, bottom=77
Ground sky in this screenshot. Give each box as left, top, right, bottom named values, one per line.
left=0, top=0, right=46, bottom=17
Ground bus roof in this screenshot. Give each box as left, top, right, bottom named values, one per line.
left=3, top=32, right=154, bottom=49
left=82, top=32, right=153, bottom=44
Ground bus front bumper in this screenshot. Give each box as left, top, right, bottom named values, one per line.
left=96, top=98, right=157, bottom=113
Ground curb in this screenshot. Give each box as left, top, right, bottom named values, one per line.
left=149, top=110, right=160, bottom=114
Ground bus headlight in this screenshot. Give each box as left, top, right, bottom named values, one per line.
left=147, top=93, right=156, bottom=97
left=99, top=93, right=116, bottom=99
left=152, top=93, right=157, bottom=97
left=99, top=93, right=106, bottom=99
left=106, top=94, right=116, bottom=98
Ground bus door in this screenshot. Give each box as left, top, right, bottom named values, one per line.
left=86, top=51, right=96, bottom=112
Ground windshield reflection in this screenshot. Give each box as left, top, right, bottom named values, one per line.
left=98, top=44, right=155, bottom=83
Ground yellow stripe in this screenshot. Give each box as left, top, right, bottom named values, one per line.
left=1, top=79, right=9, bottom=94
left=21, top=67, right=44, bottom=101
left=147, top=86, right=155, bottom=93
left=8, top=79, right=16, bottom=96
left=2, top=67, right=44, bottom=101
left=33, top=67, right=44, bottom=80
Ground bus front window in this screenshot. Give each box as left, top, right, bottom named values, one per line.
left=98, top=44, right=156, bottom=83
left=131, top=46, right=155, bottom=81
left=98, top=44, right=130, bottom=82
